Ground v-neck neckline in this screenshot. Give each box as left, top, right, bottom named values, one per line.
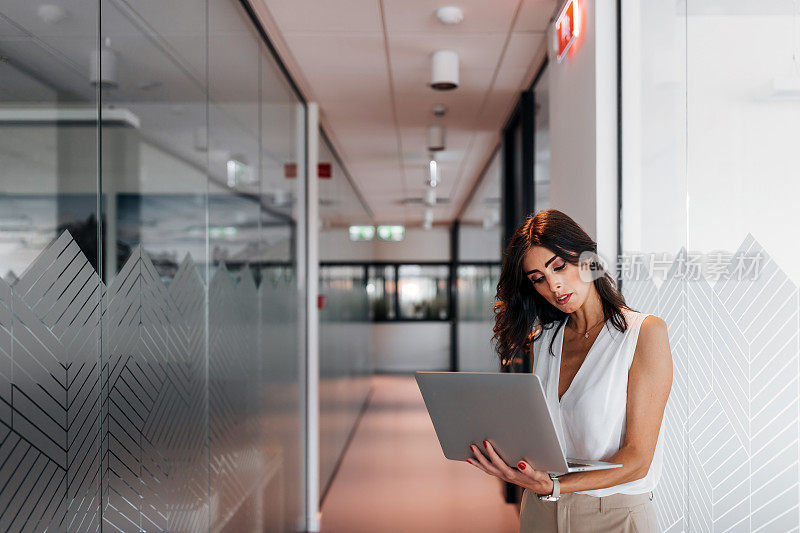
left=556, top=316, right=609, bottom=405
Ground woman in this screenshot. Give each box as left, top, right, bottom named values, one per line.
left=468, top=210, right=672, bottom=532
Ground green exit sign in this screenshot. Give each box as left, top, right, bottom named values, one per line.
left=377, top=225, right=405, bottom=241
left=348, top=225, right=375, bottom=241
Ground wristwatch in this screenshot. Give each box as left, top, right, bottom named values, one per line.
left=537, top=475, right=560, bottom=501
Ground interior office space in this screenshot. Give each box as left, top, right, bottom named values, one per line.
left=0, top=0, right=798, bottom=531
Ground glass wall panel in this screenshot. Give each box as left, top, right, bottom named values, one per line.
left=367, top=265, right=397, bottom=320
left=99, top=3, right=211, bottom=531
left=258, top=36, right=305, bottom=533
left=207, top=2, right=266, bottom=529
left=0, top=3, right=101, bottom=530
left=318, top=136, right=372, bottom=499
left=459, top=151, right=502, bottom=262
left=533, top=68, right=551, bottom=212
left=456, top=265, right=502, bottom=371
left=623, top=1, right=800, bottom=531
left=621, top=4, right=687, bottom=530
left=457, top=150, right=502, bottom=371
left=0, top=0, right=305, bottom=530
left=397, top=265, right=449, bottom=320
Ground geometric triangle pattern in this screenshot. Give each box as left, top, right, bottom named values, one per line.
left=622, top=234, right=800, bottom=532
left=0, top=231, right=285, bottom=532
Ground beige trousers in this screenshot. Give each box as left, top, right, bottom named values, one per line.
left=519, top=489, right=659, bottom=533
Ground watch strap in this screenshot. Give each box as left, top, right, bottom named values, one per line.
left=537, top=475, right=560, bottom=501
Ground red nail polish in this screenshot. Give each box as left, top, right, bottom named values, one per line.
left=518, top=462, right=526, bottom=470
left=483, top=440, right=489, bottom=448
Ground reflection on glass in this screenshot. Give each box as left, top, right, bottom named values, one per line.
left=317, top=133, right=373, bottom=500
left=398, top=265, right=450, bottom=320
left=0, top=0, right=305, bottom=529
left=457, top=265, right=501, bottom=320
left=367, top=265, right=397, bottom=320
left=458, top=150, right=501, bottom=263
left=533, top=68, right=550, bottom=211
left=457, top=264, right=501, bottom=371
left=319, top=265, right=368, bottom=321
left=457, top=144, right=502, bottom=371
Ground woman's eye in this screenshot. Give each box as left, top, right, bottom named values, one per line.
left=531, top=277, right=543, bottom=284
left=554, top=262, right=566, bottom=271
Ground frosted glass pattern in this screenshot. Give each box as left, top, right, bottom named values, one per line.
left=0, top=231, right=301, bottom=531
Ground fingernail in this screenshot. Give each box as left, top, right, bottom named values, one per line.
left=518, top=462, right=526, bottom=470
left=467, top=459, right=474, bottom=464
left=483, top=440, right=489, bottom=448
left=470, top=444, right=476, bottom=450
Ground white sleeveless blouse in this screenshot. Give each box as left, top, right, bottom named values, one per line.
left=531, top=307, right=664, bottom=497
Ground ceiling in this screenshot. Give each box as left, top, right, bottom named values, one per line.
left=252, top=0, right=557, bottom=225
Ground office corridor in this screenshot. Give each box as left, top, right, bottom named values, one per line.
left=320, top=375, right=520, bottom=532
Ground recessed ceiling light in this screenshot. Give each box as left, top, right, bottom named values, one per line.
left=436, top=6, right=464, bottom=25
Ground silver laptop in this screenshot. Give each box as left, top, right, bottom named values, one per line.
left=415, top=371, right=621, bottom=476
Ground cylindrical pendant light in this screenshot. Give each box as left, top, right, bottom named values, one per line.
left=427, top=125, right=446, bottom=151
left=424, top=188, right=437, bottom=206
left=90, top=38, right=118, bottom=88
left=423, top=208, right=434, bottom=230
left=431, top=50, right=459, bottom=90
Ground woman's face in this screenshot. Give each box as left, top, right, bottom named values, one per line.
left=522, top=246, right=591, bottom=313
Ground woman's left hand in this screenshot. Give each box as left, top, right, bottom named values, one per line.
left=467, top=441, right=554, bottom=495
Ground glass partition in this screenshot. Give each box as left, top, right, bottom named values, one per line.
left=397, top=265, right=450, bottom=320
left=457, top=149, right=502, bottom=371
left=317, top=135, right=373, bottom=500
left=0, top=1, right=306, bottom=529
left=533, top=68, right=550, bottom=211
left=0, top=4, right=101, bottom=530
left=622, top=1, right=800, bottom=531
left=367, top=265, right=397, bottom=320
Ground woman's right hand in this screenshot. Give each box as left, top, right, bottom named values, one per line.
left=467, top=441, right=555, bottom=495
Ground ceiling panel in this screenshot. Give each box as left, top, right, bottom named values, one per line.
left=515, top=0, right=559, bottom=32
left=502, top=31, right=547, bottom=69
left=382, top=0, right=520, bottom=33
left=261, top=0, right=382, bottom=33
left=257, top=0, right=555, bottom=225
left=387, top=32, right=507, bottom=71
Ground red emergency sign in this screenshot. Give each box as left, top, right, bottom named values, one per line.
left=556, top=0, right=580, bottom=62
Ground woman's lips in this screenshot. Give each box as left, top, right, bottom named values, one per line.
left=556, top=293, right=572, bottom=305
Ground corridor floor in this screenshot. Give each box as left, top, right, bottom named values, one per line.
left=320, top=375, right=520, bottom=533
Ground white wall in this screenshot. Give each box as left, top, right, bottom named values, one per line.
left=319, top=228, right=376, bottom=262
left=548, top=0, right=618, bottom=267
left=459, top=226, right=501, bottom=262
left=319, top=226, right=450, bottom=262
left=374, top=227, right=450, bottom=262
left=372, top=323, right=450, bottom=372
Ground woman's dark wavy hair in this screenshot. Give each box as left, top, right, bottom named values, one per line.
left=492, top=209, right=632, bottom=369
